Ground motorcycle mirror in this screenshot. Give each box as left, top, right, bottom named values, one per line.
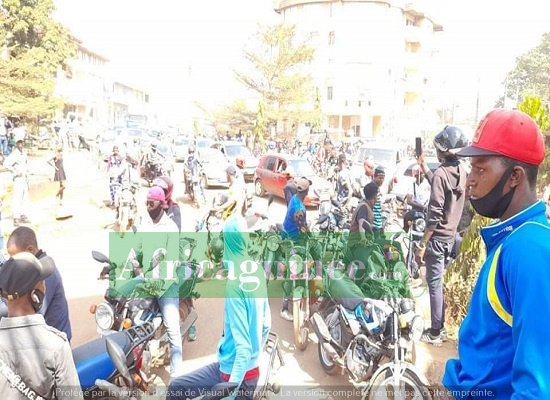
left=105, top=336, right=134, bottom=388
left=92, top=251, right=110, bottom=264
left=267, top=195, right=274, bottom=207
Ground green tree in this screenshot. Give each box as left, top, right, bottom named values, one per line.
left=497, top=33, right=550, bottom=106
left=517, top=96, right=550, bottom=189
left=235, top=23, right=315, bottom=137
left=202, top=100, right=256, bottom=139
left=252, top=101, right=267, bottom=150
left=0, top=0, right=75, bottom=120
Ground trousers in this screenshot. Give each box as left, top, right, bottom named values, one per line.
left=425, top=238, right=453, bottom=334
left=12, top=177, right=28, bottom=219
left=167, top=362, right=258, bottom=400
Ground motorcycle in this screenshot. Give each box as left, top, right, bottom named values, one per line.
left=74, top=320, right=156, bottom=399
left=99, top=332, right=284, bottom=400
left=185, top=162, right=206, bottom=206
left=397, top=196, right=426, bottom=280
left=91, top=247, right=199, bottom=371
left=141, top=156, right=167, bottom=186
left=310, top=264, right=430, bottom=400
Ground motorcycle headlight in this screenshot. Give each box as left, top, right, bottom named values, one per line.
left=95, top=303, right=114, bottom=330
left=414, top=218, right=426, bottom=232
left=267, top=235, right=280, bottom=252
left=410, top=315, right=424, bottom=341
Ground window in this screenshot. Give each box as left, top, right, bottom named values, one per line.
left=264, top=157, right=276, bottom=171
left=276, top=159, right=287, bottom=173
left=328, top=31, right=335, bottom=46
left=327, top=86, right=333, bottom=100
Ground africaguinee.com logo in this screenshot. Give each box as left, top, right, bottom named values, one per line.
left=106, top=232, right=418, bottom=300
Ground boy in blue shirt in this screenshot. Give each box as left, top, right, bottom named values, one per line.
left=444, top=109, right=550, bottom=399
left=167, top=201, right=271, bottom=400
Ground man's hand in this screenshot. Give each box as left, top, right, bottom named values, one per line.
left=415, top=243, right=426, bottom=267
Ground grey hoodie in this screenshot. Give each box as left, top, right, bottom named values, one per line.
left=425, top=160, right=467, bottom=242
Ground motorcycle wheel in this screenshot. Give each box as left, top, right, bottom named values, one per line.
left=293, top=295, right=309, bottom=351
left=367, top=369, right=432, bottom=400
left=317, top=321, right=340, bottom=375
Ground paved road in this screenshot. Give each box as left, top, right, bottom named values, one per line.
left=8, top=149, right=454, bottom=399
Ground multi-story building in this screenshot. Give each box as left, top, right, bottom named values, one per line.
left=55, top=37, right=150, bottom=128
left=108, top=80, right=150, bottom=127
left=54, top=37, right=110, bottom=124
left=275, top=0, right=443, bottom=139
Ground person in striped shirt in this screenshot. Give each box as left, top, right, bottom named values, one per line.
left=372, top=167, right=385, bottom=238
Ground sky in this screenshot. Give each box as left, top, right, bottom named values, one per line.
left=53, top=0, right=550, bottom=120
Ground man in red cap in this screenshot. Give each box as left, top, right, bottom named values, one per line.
left=443, top=109, right=550, bottom=399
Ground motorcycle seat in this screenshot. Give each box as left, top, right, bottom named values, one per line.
left=74, top=331, right=132, bottom=389
left=327, top=273, right=364, bottom=311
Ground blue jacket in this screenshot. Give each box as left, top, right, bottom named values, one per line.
left=443, top=201, right=550, bottom=399
left=218, top=215, right=271, bottom=385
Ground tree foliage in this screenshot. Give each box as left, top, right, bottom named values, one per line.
left=0, top=0, right=75, bottom=120
left=235, top=23, right=315, bottom=135
left=204, top=100, right=256, bottom=138
left=498, top=33, right=550, bottom=106
left=517, top=96, right=550, bottom=189
left=253, top=101, right=267, bottom=149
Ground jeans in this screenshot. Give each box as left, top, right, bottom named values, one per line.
left=158, top=296, right=184, bottom=378
left=425, top=239, right=453, bottom=335
left=167, top=362, right=258, bottom=400
left=121, top=276, right=184, bottom=378
left=13, top=178, right=28, bottom=219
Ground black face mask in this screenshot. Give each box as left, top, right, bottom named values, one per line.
left=148, top=205, right=164, bottom=221
left=30, top=289, right=45, bottom=313
left=470, top=166, right=516, bottom=219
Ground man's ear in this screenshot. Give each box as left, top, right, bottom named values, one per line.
left=509, top=166, right=525, bottom=189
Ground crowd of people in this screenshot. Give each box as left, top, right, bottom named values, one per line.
left=0, top=108, right=549, bottom=399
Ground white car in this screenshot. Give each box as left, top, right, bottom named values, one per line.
left=350, top=144, right=404, bottom=194
left=211, top=141, right=259, bottom=181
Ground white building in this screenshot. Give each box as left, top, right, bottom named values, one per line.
left=275, top=0, right=443, bottom=139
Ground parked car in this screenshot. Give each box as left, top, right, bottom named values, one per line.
left=197, top=148, right=230, bottom=188
left=211, top=141, right=258, bottom=181
left=254, top=154, right=331, bottom=207
left=193, top=137, right=213, bottom=150
left=350, top=143, right=404, bottom=194
left=389, top=157, right=440, bottom=197
left=174, top=136, right=192, bottom=161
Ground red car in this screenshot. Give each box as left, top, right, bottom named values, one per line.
left=253, top=154, right=331, bottom=207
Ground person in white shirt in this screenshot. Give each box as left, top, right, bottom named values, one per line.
left=406, top=165, right=431, bottom=211
left=4, top=140, right=30, bottom=226
left=403, top=164, right=430, bottom=232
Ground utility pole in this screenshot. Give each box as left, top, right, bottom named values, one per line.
left=475, top=75, right=480, bottom=123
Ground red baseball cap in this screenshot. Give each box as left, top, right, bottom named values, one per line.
left=456, top=109, right=545, bottom=165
